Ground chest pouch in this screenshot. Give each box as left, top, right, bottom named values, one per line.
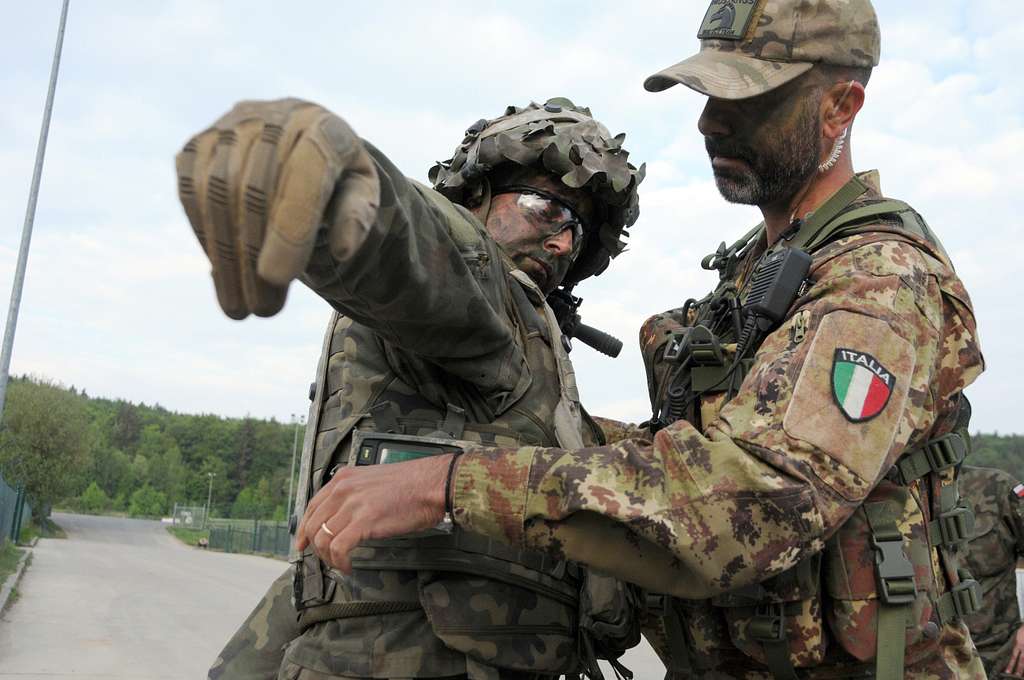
left=710, top=553, right=826, bottom=678
left=823, top=482, right=939, bottom=675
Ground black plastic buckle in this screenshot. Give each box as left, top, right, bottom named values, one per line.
left=872, top=537, right=918, bottom=605
left=748, top=602, right=787, bottom=642
left=662, top=325, right=724, bottom=367
left=662, top=330, right=690, bottom=363
left=923, top=433, right=967, bottom=472
left=645, top=593, right=669, bottom=617
left=936, top=503, right=975, bottom=546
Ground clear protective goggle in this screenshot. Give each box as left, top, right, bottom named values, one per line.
left=492, top=185, right=587, bottom=261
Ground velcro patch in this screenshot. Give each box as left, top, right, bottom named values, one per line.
left=831, top=349, right=894, bottom=422
left=1013, top=483, right=1024, bottom=498
left=698, top=0, right=760, bottom=40
left=784, top=311, right=915, bottom=486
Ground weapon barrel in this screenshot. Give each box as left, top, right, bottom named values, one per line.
left=574, top=323, right=623, bottom=358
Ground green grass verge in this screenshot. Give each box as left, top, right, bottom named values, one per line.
left=19, top=517, right=66, bottom=543
left=0, top=540, right=24, bottom=584
left=166, top=526, right=210, bottom=547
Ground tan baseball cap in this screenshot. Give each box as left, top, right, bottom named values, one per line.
left=645, top=0, right=881, bottom=100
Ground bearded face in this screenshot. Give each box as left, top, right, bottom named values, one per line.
left=699, top=78, right=824, bottom=207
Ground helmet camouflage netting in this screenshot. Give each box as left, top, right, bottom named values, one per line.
left=429, top=97, right=645, bottom=286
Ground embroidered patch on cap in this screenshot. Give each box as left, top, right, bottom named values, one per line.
left=1013, top=483, right=1024, bottom=498
left=831, top=348, right=895, bottom=422
left=697, top=0, right=760, bottom=40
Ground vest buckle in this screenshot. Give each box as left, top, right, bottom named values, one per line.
left=923, top=433, right=967, bottom=473
left=929, top=502, right=975, bottom=547
left=871, top=535, right=918, bottom=605
left=748, top=602, right=787, bottom=642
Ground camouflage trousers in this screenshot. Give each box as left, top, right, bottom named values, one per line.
left=209, top=567, right=570, bottom=680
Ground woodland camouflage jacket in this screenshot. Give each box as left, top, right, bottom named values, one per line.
left=211, top=144, right=603, bottom=680
left=960, top=465, right=1024, bottom=678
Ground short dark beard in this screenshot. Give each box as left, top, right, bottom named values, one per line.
left=706, top=98, right=821, bottom=206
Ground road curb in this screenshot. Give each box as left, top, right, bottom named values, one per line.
left=0, top=547, right=31, bottom=614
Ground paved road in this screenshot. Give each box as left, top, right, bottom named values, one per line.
left=0, top=513, right=284, bottom=679
left=0, top=512, right=664, bottom=679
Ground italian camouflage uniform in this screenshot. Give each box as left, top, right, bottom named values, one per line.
left=211, top=101, right=644, bottom=680
left=960, top=465, right=1024, bottom=678
left=448, top=171, right=987, bottom=679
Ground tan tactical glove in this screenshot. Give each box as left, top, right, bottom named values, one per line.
left=175, top=98, right=380, bottom=319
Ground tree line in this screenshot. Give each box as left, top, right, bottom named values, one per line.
left=1, top=376, right=1022, bottom=521
left=0, top=376, right=301, bottom=520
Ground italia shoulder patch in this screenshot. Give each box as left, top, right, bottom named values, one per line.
left=832, top=348, right=894, bottom=422
left=1013, top=483, right=1024, bottom=498
left=697, top=0, right=760, bottom=40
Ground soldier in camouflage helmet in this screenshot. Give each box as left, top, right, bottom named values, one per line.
left=174, top=97, right=644, bottom=680
left=960, top=465, right=1024, bottom=678
left=294, top=1, right=989, bottom=679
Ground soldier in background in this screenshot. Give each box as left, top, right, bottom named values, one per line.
left=293, top=1, right=988, bottom=678
left=175, top=98, right=644, bottom=679
left=961, top=465, right=1024, bottom=678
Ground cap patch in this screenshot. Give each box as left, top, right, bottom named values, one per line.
left=832, top=349, right=895, bottom=422
left=698, top=0, right=759, bottom=41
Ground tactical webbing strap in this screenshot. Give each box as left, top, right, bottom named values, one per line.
left=776, top=176, right=869, bottom=253
left=935, top=568, right=983, bottom=625
left=864, top=501, right=917, bottom=680
left=297, top=599, right=422, bottom=631
left=747, top=602, right=801, bottom=680
left=351, top=531, right=581, bottom=607
left=891, top=432, right=969, bottom=486
left=645, top=594, right=690, bottom=675
left=927, top=500, right=975, bottom=547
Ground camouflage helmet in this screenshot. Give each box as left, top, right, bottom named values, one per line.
left=429, top=97, right=645, bottom=287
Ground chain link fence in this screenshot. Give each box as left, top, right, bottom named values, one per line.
left=0, top=469, right=31, bottom=544
left=171, top=504, right=207, bottom=529
left=208, top=519, right=290, bottom=557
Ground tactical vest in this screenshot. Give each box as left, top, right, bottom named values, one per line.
left=288, top=211, right=602, bottom=678
left=647, top=176, right=981, bottom=680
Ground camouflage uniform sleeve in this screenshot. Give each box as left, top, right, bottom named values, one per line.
left=299, top=142, right=523, bottom=392
left=589, top=416, right=652, bottom=445
left=451, top=237, right=984, bottom=599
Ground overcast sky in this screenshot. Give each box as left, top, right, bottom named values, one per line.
left=0, top=1, right=1019, bottom=434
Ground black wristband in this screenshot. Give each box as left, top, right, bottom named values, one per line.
left=444, top=451, right=463, bottom=517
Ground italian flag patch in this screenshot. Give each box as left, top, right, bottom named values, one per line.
left=1013, top=483, right=1024, bottom=498
left=832, top=348, right=895, bottom=422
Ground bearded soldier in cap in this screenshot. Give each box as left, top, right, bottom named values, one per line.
left=960, top=465, right=1024, bottom=678
left=293, top=1, right=988, bottom=679
left=175, top=97, right=644, bottom=680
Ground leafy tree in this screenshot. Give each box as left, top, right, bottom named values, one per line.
left=79, top=482, right=110, bottom=514
left=111, top=401, right=142, bottom=452
left=0, top=378, right=92, bottom=518
left=128, top=484, right=167, bottom=517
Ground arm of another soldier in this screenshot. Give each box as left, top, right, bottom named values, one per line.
left=450, top=238, right=984, bottom=598
left=1004, top=484, right=1024, bottom=676
left=177, top=99, right=522, bottom=395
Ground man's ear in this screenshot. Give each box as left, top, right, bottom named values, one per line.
left=822, top=80, right=865, bottom=140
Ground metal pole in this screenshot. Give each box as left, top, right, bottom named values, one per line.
left=204, top=472, right=215, bottom=529
left=0, top=0, right=71, bottom=420
left=285, top=414, right=302, bottom=521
